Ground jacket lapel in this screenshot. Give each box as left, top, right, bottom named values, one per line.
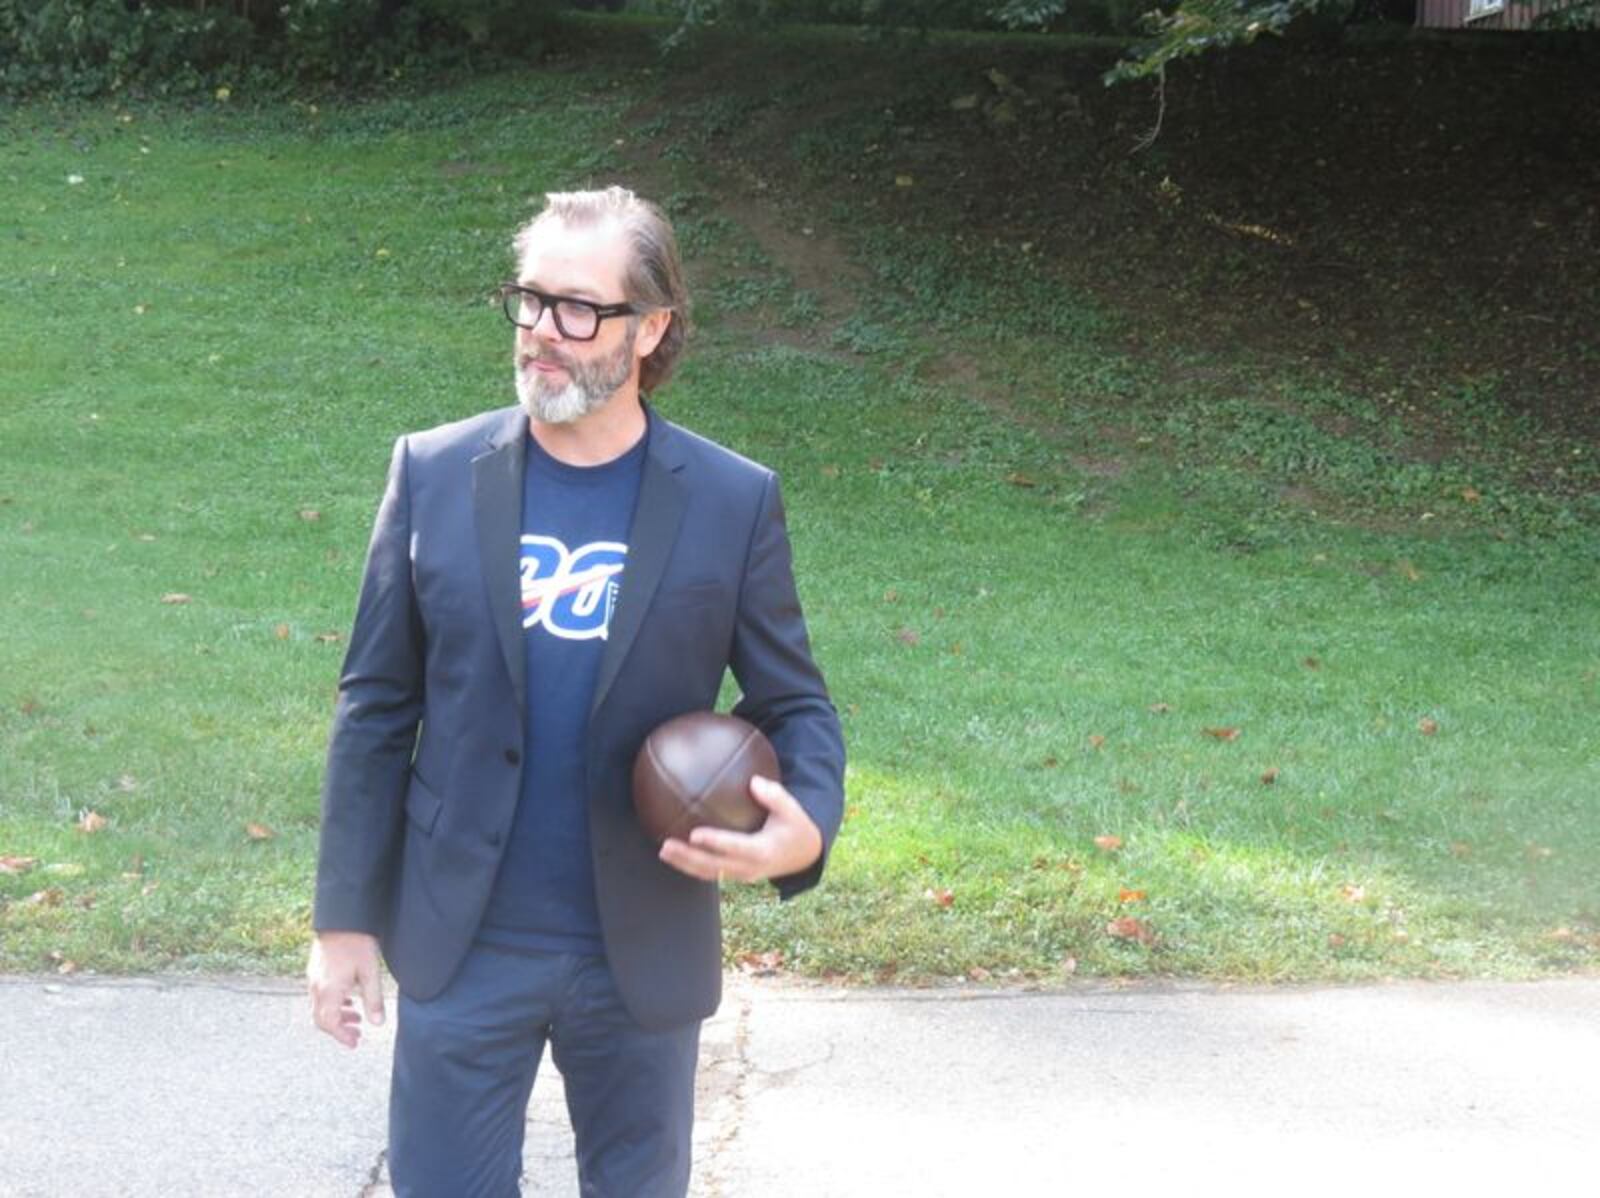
left=591, top=413, right=688, bottom=716
left=472, top=407, right=530, bottom=714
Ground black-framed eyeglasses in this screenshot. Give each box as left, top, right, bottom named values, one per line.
left=498, top=282, right=643, bottom=341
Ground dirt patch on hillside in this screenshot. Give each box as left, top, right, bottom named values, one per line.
left=606, top=29, right=1598, bottom=456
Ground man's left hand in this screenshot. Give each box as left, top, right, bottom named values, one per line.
left=658, top=774, right=822, bottom=884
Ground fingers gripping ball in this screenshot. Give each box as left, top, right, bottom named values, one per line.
left=632, top=712, right=778, bottom=844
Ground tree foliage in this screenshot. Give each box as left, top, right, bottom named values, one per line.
left=1105, top=0, right=1350, bottom=82
left=648, top=0, right=1147, bottom=36
left=653, top=0, right=1595, bottom=84
left=0, top=0, right=558, bottom=96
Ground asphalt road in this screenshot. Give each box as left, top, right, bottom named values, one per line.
left=1, top=973, right=1594, bottom=1196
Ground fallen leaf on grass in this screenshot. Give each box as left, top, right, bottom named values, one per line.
left=1418, top=718, right=1439, bottom=735
left=49, top=951, right=78, bottom=975
left=274, top=623, right=291, bottom=640
left=1061, top=956, right=1078, bottom=975
left=925, top=887, right=955, bottom=908
left=895, top=174, right=915, bottom=188
left=1030, top=857, right=1083, bottom=874
left=1087, top=734, right=1106, bottom=750
left=1148, top=702, right=1171, bottom=714
left=1041, top=755, right=1059, bottom=768
left=160, top=593, right=192, bottom=605
left=314, top=631, right=342, bottom=644
left=1397, top=559, right=1422, bottom=582
left=1260, top=767, right=1280, bottom=785
left=1005, top=472, right=1037, bottom=488
left=116, top=774, right=138, bottom=792
left=736, top=949, right=785, bottom=975
left=1448, top=841, right=1472, bottom=859
left=1118, top=888, right=1147, bottom=903
left=1327, top=933, right=1347, bottom=948
left=1093, top=835, right=1123, bottom=852
left=967, top=965, right=992, bottom=981
left=1202, top=727, right=1241, bottom=741
left=77, top=810, right=107, bottom=834
left=1, top=856, right=39, bottom=875
left=245, top=822, right=275, bottom=841
left=1302, top=656, right=1321, bottom=669
left=298, top=508, right=322, bottom=522
left=895, top=627, right=921, bottom=646
left=1341, top=883, right=1366, bottom=903
left=22, top=888, right=64, bottom=908
left=1106, top=916, right=1154, bottom=945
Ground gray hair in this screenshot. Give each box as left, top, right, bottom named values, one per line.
left=512, top=186, right=691, bottom=395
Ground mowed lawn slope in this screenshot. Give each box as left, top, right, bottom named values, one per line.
left=2, top=54, right=1596, bottom=982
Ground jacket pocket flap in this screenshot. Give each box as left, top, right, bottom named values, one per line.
left=653, top=580, right=725, bottom=609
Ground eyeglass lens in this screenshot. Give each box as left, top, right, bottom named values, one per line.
left=505, top=288, right=600, bottom=339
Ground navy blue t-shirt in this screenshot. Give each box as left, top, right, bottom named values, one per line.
left=476, top=426, right=646, bottom=955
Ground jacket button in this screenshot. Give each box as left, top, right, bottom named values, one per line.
left=504, top=748, right=520, bottom=765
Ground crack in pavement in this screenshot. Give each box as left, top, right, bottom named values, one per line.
left=747, top=1041, right=835, bottom=1087
left=356, top=1147, right=388, bottom=1198
left=691, top=992, right=752, bottom=1198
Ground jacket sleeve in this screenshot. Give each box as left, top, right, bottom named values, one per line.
left=729, top=472, right=845, bottom=900
left=312, top=436, right=425, bottom=934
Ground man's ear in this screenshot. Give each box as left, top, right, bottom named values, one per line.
left=635, top=309, right=672, bottom=360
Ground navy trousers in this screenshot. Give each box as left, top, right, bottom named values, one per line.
left=388, top=943, right=701, bottom=1197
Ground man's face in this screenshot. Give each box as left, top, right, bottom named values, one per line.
left=513, top=217, right=642, bottom=425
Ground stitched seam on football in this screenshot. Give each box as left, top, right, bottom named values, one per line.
left=692, top=725, right=763, bottom=831
left=646, top=734, right=705, bottom=843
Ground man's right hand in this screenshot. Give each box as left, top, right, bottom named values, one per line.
left=307, top=930, right=385, bottom=1049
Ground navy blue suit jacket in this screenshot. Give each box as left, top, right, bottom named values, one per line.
left=313, top=404, right=846, bottom=1029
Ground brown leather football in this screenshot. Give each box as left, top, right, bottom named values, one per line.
left=632, top=712, right=778, bottom=845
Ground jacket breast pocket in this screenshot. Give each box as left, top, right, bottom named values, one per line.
left=404, top=771, right=443, bottom=837
left=651, top=580, right=726, bottom=611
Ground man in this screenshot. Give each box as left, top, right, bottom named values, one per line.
left=306, top=186, right=845, bottom=1197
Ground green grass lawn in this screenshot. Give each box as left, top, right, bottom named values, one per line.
left=2, top=58, right=1596, bottom=984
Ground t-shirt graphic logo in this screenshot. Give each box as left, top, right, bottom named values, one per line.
left=520, top=535, right=627, bottom=640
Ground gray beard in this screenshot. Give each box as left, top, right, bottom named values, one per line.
left=515, top=329, right=636, bottom=425
left=517, top=373, right=606, bottom=424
